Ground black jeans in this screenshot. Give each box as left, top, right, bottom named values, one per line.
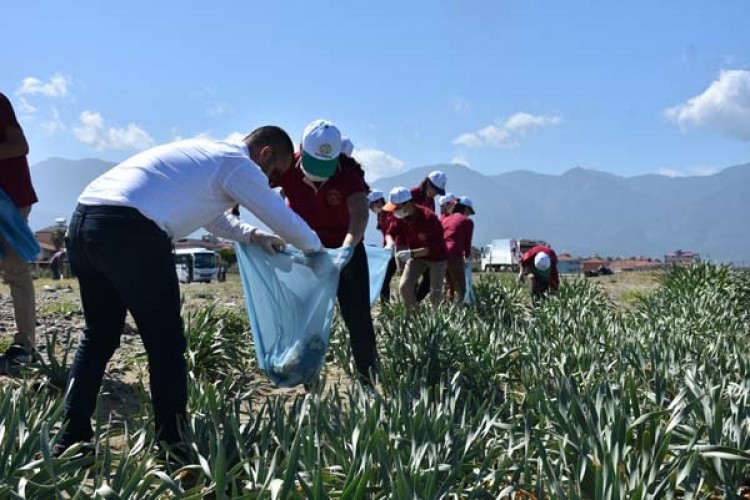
left=336, top=242, right=378, bottom=383
left=379, top=257, right=397, bottom=303
left=63, top=205, right=186, bottom=445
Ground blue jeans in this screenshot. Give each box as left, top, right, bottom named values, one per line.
left=63, top=204, right=186, bottom=444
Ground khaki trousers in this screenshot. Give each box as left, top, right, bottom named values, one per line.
left=399, top=258, right=447, bottom=308
left=0, top=205, right=36, bottom=349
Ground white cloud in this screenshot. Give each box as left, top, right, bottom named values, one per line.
left=477, top=124, right=518, bottom=148
left=40, top=109, right=66, bottom=135
left=16, top=74, right=71, bottom=98
left=74, top=111, right=155, bottom=151
left=657, top=165, right=719, bottom=177
left=453, top=111, right=561, bottom=149
left=503, top=112, right=562, bottom=135
left=451, top=155, right=470, bottom=167
left=355, top=148, right=406, bottom=182
left=665, top=69, right=750, bottom=141
left=16, top=97, right=38, bottom=114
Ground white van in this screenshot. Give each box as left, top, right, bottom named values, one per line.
left=174, top=247, right=219, bottom=283
left=481, top=238, right=547, bottom=272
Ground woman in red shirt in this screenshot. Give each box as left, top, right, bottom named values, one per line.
left=441, top=196, right=475, bottom=301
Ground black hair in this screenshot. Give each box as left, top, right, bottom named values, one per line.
left=243, top=126, right=294, bottom=159
left=453, top=203, right=470, bottom=214
left=339, top=153, right=370, bottom=191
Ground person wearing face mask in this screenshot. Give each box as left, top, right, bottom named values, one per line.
left=382, top=187, right=447, bottom=309
left=409, top=170, right=447, bottom=303
left=437, top=192, right=457, bottom=220
left=272, top=119, right=378, bottom=388
left=54, top=126, right=322, bottom=457
left=368, top=190, right=397, bottom=303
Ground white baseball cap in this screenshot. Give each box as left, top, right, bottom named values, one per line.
left=340, top=136, right=354, bottom=156
left=382, top=186, right=412, bottom=211
left=367, top=189, right=385, bottom=204
left=440, top=193, right=457, bottom=206
left=427, top=170, right=447, bottom=195
left=534, top=252, right=551, bottom=271
left=457, top=196, right=475, bottom=214
left=301, top=119, right=341, bottom=181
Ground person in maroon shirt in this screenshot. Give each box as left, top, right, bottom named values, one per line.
left=273, top=120, right=377, bottom=387
left=437, top=192, right=457, bottom=220
left=409, top=170, right=447, bottom=303
left=368, top=190, right=397, bottom=303
left=518, top=244, right=560, bottom=305
left=382, top=187, right=447, bottom=309
left=0, top=92, right=38, bottom=371
left=442, top=196, right=475, bottom=301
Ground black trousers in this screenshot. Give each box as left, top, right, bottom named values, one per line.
left=63, top=204, right=187, bottom=445
left=336, top=242, right=378, bottom=382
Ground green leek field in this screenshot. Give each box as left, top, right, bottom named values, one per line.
left=1, top=264, right=749, bottom=498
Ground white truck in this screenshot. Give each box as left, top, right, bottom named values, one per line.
left=480, top=238, right=547, bottom=272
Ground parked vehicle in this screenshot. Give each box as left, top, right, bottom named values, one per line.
left=174, top=247, right=219, bottom=283
left=481, top=238, right=547, bottom=272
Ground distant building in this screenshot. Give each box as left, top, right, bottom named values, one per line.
left=665, top=249, right=700, bottom=267
left=557, top=254, right=581, bottom=275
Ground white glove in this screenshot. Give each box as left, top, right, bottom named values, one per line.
left=396, top=250, right=413, bottom=262
left=247, top=229, right=286, bottom=255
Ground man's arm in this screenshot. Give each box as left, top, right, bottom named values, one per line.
left=342, top=192, right=369, bottom=247
left=222, top=162, right=322, bottom=253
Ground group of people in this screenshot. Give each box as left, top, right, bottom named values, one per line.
left=1, top=89, right=560, bottom=457
left=367, top=172, right=476, bottom=308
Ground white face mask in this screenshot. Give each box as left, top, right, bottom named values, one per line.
left=393, top=209, right=408, bottom=219
left=371, top=207, right=382, bottom=215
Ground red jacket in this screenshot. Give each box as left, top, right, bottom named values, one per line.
left=441, top=213, right=474, bottom=259
left=386, top=205, right=447, bottom=261
left=520, top=245, right=559, bottom=289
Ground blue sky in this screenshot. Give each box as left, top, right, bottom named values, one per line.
left=3, top=0, right=749, bottom=180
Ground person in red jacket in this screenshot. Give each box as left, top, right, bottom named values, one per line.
left=442, top=196, right=475, bottom=301
left=382, top=187, right=447, bottom=309
left=0, top=92, right=38, bottom=372
left=518, top=244, right=560, bottom=305
left=409, top=170, right=447, bottom=302
left=368, top=190, right=397, bottom=303
left=273, top=120, right=377, bottom=387
left=437, top=192, right=457, bottom=220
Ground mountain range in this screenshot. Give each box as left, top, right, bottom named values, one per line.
left=28, top=157, right=750, bottom=264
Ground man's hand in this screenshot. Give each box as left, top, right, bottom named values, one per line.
left=247, top=229, right=286, bottom=255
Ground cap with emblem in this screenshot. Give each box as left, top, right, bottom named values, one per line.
left=301, top=119, right=341, bottom=181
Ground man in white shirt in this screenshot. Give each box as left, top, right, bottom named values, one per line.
left=55, top=125, right=322, bottom=456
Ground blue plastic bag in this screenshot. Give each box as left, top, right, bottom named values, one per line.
left=235, top=243, right=351, bottom=387
left=464, top=260, right=475, bottom=305
left=0, top=188, right=40, bottom=262
left=365, top=245, right=393, bottom=307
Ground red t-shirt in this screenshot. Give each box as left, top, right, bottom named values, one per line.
left=520, top=245, right=560, bottom=289
left=274, top=153, right=368, bottom=248
left=386, top=204, right=447, bottom=261
left=0, top=93, right=37, bottom=207
left=410, top=186, right=435, bottom=213
left=376, top=210, right=394, bottom=246
left=441, top=213, right=474, bottom=259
